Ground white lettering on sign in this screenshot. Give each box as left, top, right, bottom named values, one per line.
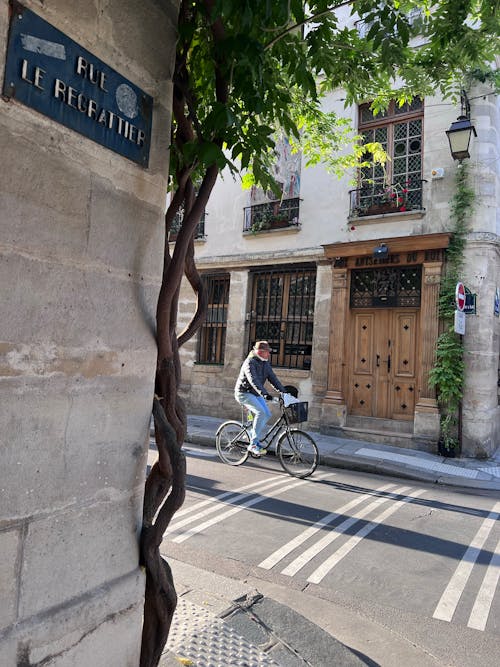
left=21, top=59, right=45, bottom=90
left=17, top=51, right=146, bottom=150
left=75, top=56, right=108, bottom=92
left=52, top=77, right=145, bottom=146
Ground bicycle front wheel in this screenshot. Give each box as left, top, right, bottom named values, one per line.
left=216, top=421, right=250, bottom=465
left=277, top=428, right=318, bottom=478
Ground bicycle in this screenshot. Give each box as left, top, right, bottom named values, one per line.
left=215, top=395, right=319, bottom=478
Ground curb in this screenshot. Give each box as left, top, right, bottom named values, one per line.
left=184, top=432, right=500, bottom=492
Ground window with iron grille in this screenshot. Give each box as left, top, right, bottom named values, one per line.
left=357, top=98, right=424, bottom=212
left=198, top=274, right=230, bottom=364
left=170, top=208, right=206, bottom=240
left=248, top=266, right=316, bottom=370
left=350, top=266, right=422, bottom=308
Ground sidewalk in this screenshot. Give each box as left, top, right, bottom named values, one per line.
left=185, top=414, right=500, bottom=492
left=161, top=559, right=368, bottom=666
left=157, top=415, right=500, bottom=666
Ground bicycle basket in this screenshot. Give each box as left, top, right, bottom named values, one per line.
left=284, top=401, right=308, bottom=423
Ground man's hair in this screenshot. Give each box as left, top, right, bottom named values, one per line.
left=254, top=340, right=270, bottom=351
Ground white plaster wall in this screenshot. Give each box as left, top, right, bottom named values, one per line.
left=0, top=0, right=178, bottom=664
left=194, top=90, right=477, bottom=260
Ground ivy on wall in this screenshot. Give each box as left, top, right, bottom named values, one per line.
left=429, top=161, right=474, bottom=453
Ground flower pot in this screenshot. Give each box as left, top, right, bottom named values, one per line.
left=364, top=203, right=400, bottom=216
left=269, top=218, right=290, bottom=228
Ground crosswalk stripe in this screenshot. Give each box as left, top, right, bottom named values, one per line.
left=307, top=488, right=426, bottom=584
left=433, top=500, right=500, bottom=623
left=168, top=476, right=302, bottom=532
left=468, top=536, right=500, bottom=631
left=281, top=485, right=411, bottom=577
left=173, top=474, right=285, bottom=519
left=258, top=483, right=395, bottom=571
left=172, top=478, right=307, bottom=543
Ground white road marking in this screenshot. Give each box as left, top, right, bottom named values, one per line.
left=281, top=485, right=411, bottom=577
left=172, top=478, right=308, bottom=543
left=168, top=476, right=301, bottom=532
left=467, top=536, right=500, bottom=631
left=258, top=483, right=395, bottom=570
left=173, top=474, right=285, bottom=518
left=307, top=489, right=425, bottom=584
left=433, top=501, right=500, bottom=623
left=307, top=488, right=426, bottom=584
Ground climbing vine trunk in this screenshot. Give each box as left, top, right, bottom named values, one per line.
left=139, top=3, right=229, bottom=663
left=138, top=173, right=216, bottom=667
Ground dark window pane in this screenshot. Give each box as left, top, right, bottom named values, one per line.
left=198, top=274, right=230, bottom=364
left=248, top=266, right=316, bottom=370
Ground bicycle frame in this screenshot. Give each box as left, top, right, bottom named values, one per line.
left=242, top=400, right=294, bottom=448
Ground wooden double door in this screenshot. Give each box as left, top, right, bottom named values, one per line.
left=348, top=309, right=419, bottom=420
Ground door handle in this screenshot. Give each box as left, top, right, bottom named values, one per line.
left=376, top=354, right=380, bottom=367
left=387, top=354, right=391, bottom=372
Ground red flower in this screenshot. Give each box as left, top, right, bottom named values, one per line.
left=390, top=192, right=397, bottom=199
left=350, top=225, right=356, bottom=231
left=402, top=188, right=408, bottom=193
left=399, top=205, right=407, bottom=212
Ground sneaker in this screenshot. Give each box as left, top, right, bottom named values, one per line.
left=248, top=442, right=263, bottom=456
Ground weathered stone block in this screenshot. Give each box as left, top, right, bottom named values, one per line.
left=0, top=253, right=159, bottom=349
left=0, top=529, right=19, bottom=630
left=29, top=599, right=143, bottom=667
left=19, top=497, right=141, bottom=618
left=87, top=179, right=164, bottom=274
left=0, top=377, right=150, bottom=518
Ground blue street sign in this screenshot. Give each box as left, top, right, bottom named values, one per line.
left=3, top=1, right=152, bottom=166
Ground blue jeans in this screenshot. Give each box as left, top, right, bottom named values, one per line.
left=235, top=392, right=271, bottom=445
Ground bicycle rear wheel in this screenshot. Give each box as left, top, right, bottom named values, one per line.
left=277, top=428, right=318, bottom=478
left=216, top=421, right=250, bottom=465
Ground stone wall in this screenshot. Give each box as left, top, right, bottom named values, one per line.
left=178, top=250, right=324, bottom=424
left=0, top=1, right=177, bottom=664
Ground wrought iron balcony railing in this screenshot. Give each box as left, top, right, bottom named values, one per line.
left=243, top=197, right=300, bottom=233
left=169, top=210, right=206, bottom=240
left=349, top=179, right=425, bottom=219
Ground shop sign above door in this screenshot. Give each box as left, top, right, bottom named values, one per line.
left=3, top=1, right=153, bottom=167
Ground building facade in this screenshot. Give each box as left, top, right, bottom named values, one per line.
left=177, top=86, right=500, bottom=458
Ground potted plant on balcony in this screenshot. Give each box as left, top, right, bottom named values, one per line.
left=268, top=213, right=290, bottom=228
left=364, top=182, right=409, bottom=215
left=250, top=213, right=272, bottom=233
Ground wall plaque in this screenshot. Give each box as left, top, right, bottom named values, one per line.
left=3, top=1, right=153, bottom=166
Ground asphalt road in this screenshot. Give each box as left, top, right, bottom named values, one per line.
left=156, top=444, right=500, bottom=667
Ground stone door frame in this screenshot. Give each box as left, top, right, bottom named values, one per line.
left=321, top=233, right=450, bottom=439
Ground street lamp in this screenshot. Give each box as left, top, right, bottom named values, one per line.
left=446, top=90, right=476, bottom=160
left=446, top=116, right=477, bottom=160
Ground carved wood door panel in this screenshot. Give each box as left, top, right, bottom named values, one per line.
left=348, top=310, right=418, bottom=420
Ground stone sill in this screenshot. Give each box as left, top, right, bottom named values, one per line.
left=193, top=363, right=224, bottom=373
left=243, top=225, right=301, bottom=237
left=348, top=209, right=426, bottom=225
left=277, top=368, right=311, bottom=378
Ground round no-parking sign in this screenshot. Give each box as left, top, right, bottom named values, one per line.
left=456, top=282, right=466, bottom=312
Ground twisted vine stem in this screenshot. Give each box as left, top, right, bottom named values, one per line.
left=139, top=2, right=227, bottom=664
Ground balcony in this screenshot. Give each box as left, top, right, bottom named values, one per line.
left=243, top=197, right=300, bottom=234
left=349, top=180, right=425, bottom=219
left=169, top=210, right=206, bottom=241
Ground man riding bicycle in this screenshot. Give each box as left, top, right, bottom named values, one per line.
left=234, top=340, right=286, bottom=456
